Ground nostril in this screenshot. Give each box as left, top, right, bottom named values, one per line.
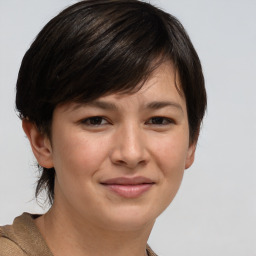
left=110, top=140, right=149, bottom=168
left=115, top=160, right=127, bottom=166
left=113, top=159, right=147, bottom=168
left=137, top=159, right=147, bottom=166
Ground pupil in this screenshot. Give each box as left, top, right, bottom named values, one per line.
left=91, top=117, right=102, bottom=125
left=152, top=117, right=163, bottom=124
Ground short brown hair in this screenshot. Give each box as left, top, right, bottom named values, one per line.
left=16, top=0, right=207, bottom=204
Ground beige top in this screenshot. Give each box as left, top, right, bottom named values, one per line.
left=0, top=213, right=157, bottom=256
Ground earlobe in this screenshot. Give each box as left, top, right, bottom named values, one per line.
left=22, top=119, right=54, bottom=168
left=185, top=142, right=196, bottom=169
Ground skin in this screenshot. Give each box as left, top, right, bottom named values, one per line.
left=23, top=62, right=196, bottom=256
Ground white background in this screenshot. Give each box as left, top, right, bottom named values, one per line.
left=0, top=1, right=255, bottom=255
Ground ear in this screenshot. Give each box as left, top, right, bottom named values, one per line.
left=22, top=119, right=54, bottom=168
left=185, top=141, right=197, bottom=169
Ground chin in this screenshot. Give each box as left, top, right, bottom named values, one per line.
left=106, top=217, right=155, bottom=232
left=97, top=205, right=159, bottom=232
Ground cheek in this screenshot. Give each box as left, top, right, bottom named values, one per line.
left=150, top=132, right=189, bottom=175
left=145, top=133, right=188, bottom=215
left=52, top=131, right=111, bottom=181
left=51, top=132, right=112, bottom=209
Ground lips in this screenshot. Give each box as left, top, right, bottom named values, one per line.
left=100, top=176, right=155, bottom=198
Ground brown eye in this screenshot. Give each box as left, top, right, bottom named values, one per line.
left=82, top=116, right=108, bottom=126
left=147, top=117, right=173, bottom=125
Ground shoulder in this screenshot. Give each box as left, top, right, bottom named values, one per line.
left=146, top=244, right=158, bottom=256
left=0, top=228, right=24, bottom=256
left=0, top=213, right=52, bottom=256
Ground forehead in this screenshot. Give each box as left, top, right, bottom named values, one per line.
left=59, top=62, right=186, bottom=114
left=107, top=65, right=183, bottom=107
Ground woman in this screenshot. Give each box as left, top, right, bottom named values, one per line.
left=0, top=0, right=206, bottom=255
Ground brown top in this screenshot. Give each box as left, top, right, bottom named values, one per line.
left=0, top=213, right=157, bottom=256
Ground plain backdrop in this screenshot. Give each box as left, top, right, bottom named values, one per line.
left=0, top=1, right=255, bottom=255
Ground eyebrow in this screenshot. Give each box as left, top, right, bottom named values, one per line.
left=145, top=101, right=183, bottom=113
left=71, top=100, right=183, bottom=113
left=85, top=100, right=118, bottom=110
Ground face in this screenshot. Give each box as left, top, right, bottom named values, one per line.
left=31, top=62, right=196, bottom=231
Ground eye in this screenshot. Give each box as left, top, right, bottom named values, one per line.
left=81, top=116, right=109, bottom=126
left=146, top=117, right=174, bottom=125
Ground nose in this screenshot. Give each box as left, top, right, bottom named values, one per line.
left=110, top=124, right=149, bottom=169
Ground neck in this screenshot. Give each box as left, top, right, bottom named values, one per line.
left=35, top=202, right=154, bottom=256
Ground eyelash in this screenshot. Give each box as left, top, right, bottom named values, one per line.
left=146, top=117, right=174, bottom=125
left=81, top=116, right=109, bottom=126
left=80, top=116, right=174, bottom=127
